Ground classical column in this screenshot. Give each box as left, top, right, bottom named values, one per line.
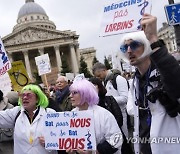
left=38, top=47, right=44, bottom=55
left=8, top=52, right=13, bottom=63
left=75, top=43, right=80, bottom=66
left=23, top=50, right=33, bottom=80
left=69, top=44, right=79, bottom=74
left=54, top=45, right=62, bottom=73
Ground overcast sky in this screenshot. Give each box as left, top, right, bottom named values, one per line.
left=0, top=0, right=178, bottom=62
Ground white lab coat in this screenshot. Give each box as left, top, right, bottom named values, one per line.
left=73, top=105, right=123, bottom=154
left=127, top=69, right=180, bottom=154
left=106, top=74, right=129, bottom=137
left=0, top=106, right=57, bottom=154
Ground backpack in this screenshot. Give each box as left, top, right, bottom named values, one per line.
left=107, top=69, right=130, bottom=90
left=103, top=96, right=123, bottom=127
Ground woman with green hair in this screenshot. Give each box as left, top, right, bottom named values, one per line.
left=0, top=84, right=57, bottom=154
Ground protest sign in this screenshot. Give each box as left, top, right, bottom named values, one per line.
left=44, top=110, right=96, bottom=151
left=35, top=54, right=51, bottom=76
left=100, top=0, right=152, bottom=36
left=65, top=73, right=74, bottom=81
left=0, top=72, right=12, bottom=95
left=0, top=37, right=11, bottom=76
left=8, top=60, right=30, bottom=91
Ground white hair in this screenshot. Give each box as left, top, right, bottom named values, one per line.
left=119, top=31, right=152, bottom=62
left=57, top=76, right=68, bottom=82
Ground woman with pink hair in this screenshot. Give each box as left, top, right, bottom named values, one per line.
left=67, top=79, right=123, bottom=154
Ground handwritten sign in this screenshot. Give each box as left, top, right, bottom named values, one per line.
left=44, top=110, right=96, bottom=151
left=0, top=37, right=11, bottom=76
left=100, top=0, right=152, bottom=36
left=35, top=54, right=51, bottom=76
left=8, top=60, right=30, bottom=91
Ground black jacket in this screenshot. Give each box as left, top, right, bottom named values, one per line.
left=149, top=46, right=180, bottom=117
left=99, top=96, right=123, bottom=128
left=150, top=46, right=180, bottom=101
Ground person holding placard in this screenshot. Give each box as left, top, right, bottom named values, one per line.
left=120, top=14, right=180, bottom=154
left=67, top=79, right=123, bottom=154
left=0, top=84, right=57, bottom=154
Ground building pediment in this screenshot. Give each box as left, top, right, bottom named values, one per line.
left=2, top=26, right=77, bottom=46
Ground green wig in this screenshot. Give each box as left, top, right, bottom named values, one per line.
left=18, top=84, right=49, bottom=108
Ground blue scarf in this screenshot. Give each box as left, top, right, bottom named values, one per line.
left=55, top=86, right=70, bottom=104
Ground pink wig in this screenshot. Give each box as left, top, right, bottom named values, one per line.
left=70, top=79, right=99, bottom=106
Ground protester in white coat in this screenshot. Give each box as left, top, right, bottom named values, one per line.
left=92, top=63, right=129, bottom=138
left=67, top=79, right=123, bottom=154
left=120, top=14, right=180, bottom=154
left=0, top=84, right=57, bottom=154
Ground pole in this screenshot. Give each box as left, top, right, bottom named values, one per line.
left=168, top=0, right=174, bottom=4
left=168, top=0, right=180, bottom=52
left=43, top=74, right=50, bottom=95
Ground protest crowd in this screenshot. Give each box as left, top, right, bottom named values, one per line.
left=0, top=6, right=180, bottom=154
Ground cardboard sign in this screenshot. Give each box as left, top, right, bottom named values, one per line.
left=8, top=60, right=30, bottom=91
left=44, top=110, right=96, bottom=151
left=0, top=37, right=11, bottom=76
left=100, top=0, right=152, bottom=36
left=35, top=54, right=51, bottom=76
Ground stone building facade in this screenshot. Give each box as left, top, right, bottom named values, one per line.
left=80, top=47, right=96, bottom=73
left=2, top=0, right=82, bottom=84
left=158, top=22, right=177, bottom=53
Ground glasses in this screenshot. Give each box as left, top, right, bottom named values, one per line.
left=120, top=41, right=143, bottom=53
left=70, top=91, right=79, bottom=96
left=19, top=93, right=36, bottom=99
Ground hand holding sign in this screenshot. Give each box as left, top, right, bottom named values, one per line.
left=44, top=111, right=96, bottom=151
left=100, top=0, right=152, bottom=36
left=38, top=136, right=45, bottom=147
left=76, top=149, right=92, bottom=154
left=66, top=148, right=93, bottom=154
left=141, top=13, right=158, bottom=44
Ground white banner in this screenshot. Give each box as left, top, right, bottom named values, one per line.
left=100, top=0, right=152, bottom=36
left=35, top=54, right=51, bottom=76
left=0, top=37, right=11, bottom=76
left=44, top=110, right=96, bottom=151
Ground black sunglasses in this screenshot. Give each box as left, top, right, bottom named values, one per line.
left=120, top=41, right=143, bottom=53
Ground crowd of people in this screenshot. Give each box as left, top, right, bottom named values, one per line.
left=0, top=14, right=180, bottom=154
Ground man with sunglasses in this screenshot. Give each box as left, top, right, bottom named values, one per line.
left=120, top=14, right=180, bottom=154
